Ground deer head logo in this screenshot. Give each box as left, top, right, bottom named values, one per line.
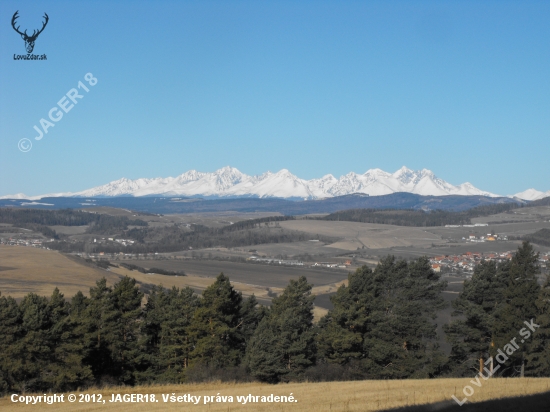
left=11, top=11, right=49, bottom=54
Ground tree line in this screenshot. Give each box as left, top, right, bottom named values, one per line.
left=49, top=225, right=337, bottom=254
left=445, top=241, right=549, bottom=377
left=524, top=228, right=550, bottom=247
left=0, top=242, right=548, bottom=394
left=321, top=203, right=522, bottom=227
left=0, top=208, right=148, bottom=237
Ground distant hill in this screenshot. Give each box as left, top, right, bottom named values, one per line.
left=0, top=192, right=522, bottom=215
left=321, top=202, right=521, bottom=227
left=524, top=228, right=550, bottom=247
left=530, top=196, right=550, bottom=207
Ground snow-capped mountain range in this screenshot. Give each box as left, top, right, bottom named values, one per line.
left=510, top=188, right=550, bottom=201
left=5, top=166, right=544, bottom=201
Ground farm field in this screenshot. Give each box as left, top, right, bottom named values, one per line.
left=426, top=221, right=550, bottom=241
left=472, top=206, right=550, bottom=224
left=375, top=243, right=524, bottom=261
left=1, top=378, right=550, bottom=411
left=0, top=245, right=275, bottom=302
left=123, top=259, right=349, bottom=290
left=245, top=240, right=349, bottom=257
left=80, top=207, right=281, bottom=227
left=49, top=225, right=89, bottom=235
left=0, top=245, right=122, bottom=299
left=279, top=220, right=443, bottom=250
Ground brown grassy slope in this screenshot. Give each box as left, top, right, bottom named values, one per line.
left=279, top=220, right=442, bottom=250
left=2, top=378, right=550, bottom=412
left=0, top=245, right=121, bottom=299
left=0, top=245, right=275, bottom=300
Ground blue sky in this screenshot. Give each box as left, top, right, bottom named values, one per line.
left=1, top=0, right=549, bottom=197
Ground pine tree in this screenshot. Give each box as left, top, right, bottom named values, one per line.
left=42, top=288, right=92, bottom=390
left=188, top=273, right=244, bottom=369
left=444, top=260, right=506, bottom=376
left=245, top=276, right=316, bottom=382
left=492, top=242, right=541, bottom=377
left=16, top=293, right=52, bottom=391
left=82, top=278, right=118, bottom=381
left=111, top=276, right=143, bottom=384
left=317, top=265, right=374, bottom=365
left=0, top=292, right=22, bottom=394
left=318, top=257, right=447, bottom=379
left=365, top=256, right=447, bottom=378
left=137, top=285, right=169, bottom=382
left=239, top=294, right=266, bottom=347
left=244, top=314, right=283, bottom=382
left=70, top=291, right=88, bottom=317
left=158, top=286, right=199, bottom=382
left=526, top=278, right=550, bottom=376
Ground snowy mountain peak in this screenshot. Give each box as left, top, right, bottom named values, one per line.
left=0, top=193, right=30, bottom=200
left=365, top=168, right=390, bottom=177
left=512, top=188, right=550, bottom=201
left=393, top=166, right=417, bottom=184
left=393, top=166, right=413, bottom=175
left=214, top=166, right=243, bottom=177
left=272, top=169, right=302, bottom=180
left=3, top=166, right=523, bottom=201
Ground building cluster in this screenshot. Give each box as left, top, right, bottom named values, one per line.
left=247, top=256, right=353, bottom=269
left=445, top=223, right=489, bottom=228
left=247, top=256, right=305, bottom=266
left=94, top=237, right=135, bottom=246
left=0, top=237, right=52, bottom=248
left=430, top=251, right=550, bottom=274
left=312, top=261, right=351, bottom=269
left=463, top=233, right=508, bottom=243
left=83, top=252, right=157, bottom=259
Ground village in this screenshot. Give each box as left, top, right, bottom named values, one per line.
left=0, top=237, right=50, bottom=248
left=430, top=250, right=549, bottom=279
left=1, top=234, right=548, bottom=278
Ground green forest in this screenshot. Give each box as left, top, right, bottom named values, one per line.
left=0, top=242, right=548, bottom=394
left=321, top=203, right=521, bottom=227
left=525, top=229, right=550, bottom=247
left=49, top=223, right=337, bottom=254
left=0, top=208, right=147, bottom=238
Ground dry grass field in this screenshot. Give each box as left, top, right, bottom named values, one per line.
left=1, top=378, right=550, bottom=411
left=49, top=225, right=89, bottom=235
left=122, top=259, right=348, bottom=290
left=0, top=245, right=273, bottom=299
left=249, top=240, right=349, bottom=257
left=110, top=265, right=276, bottom=298
left=279, top=221, right=442, bottom=250
left=0, top=245, right=281, bottom=301
left=0, top=245, right=121, bottom=299
left=80, top=207, right=281, bottom=228
left=471, top=206, right=550, bottom=224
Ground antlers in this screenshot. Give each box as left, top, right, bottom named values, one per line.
left=34, top=12, right=49, bottom=38
left=11, top=11, right=25, bottom=36
left=11, top=11, right=49, bottom=40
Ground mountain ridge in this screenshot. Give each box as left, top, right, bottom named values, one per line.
left=1, top=166, right=547, bottom=201
left=0, top=192, right=524, bottom=215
